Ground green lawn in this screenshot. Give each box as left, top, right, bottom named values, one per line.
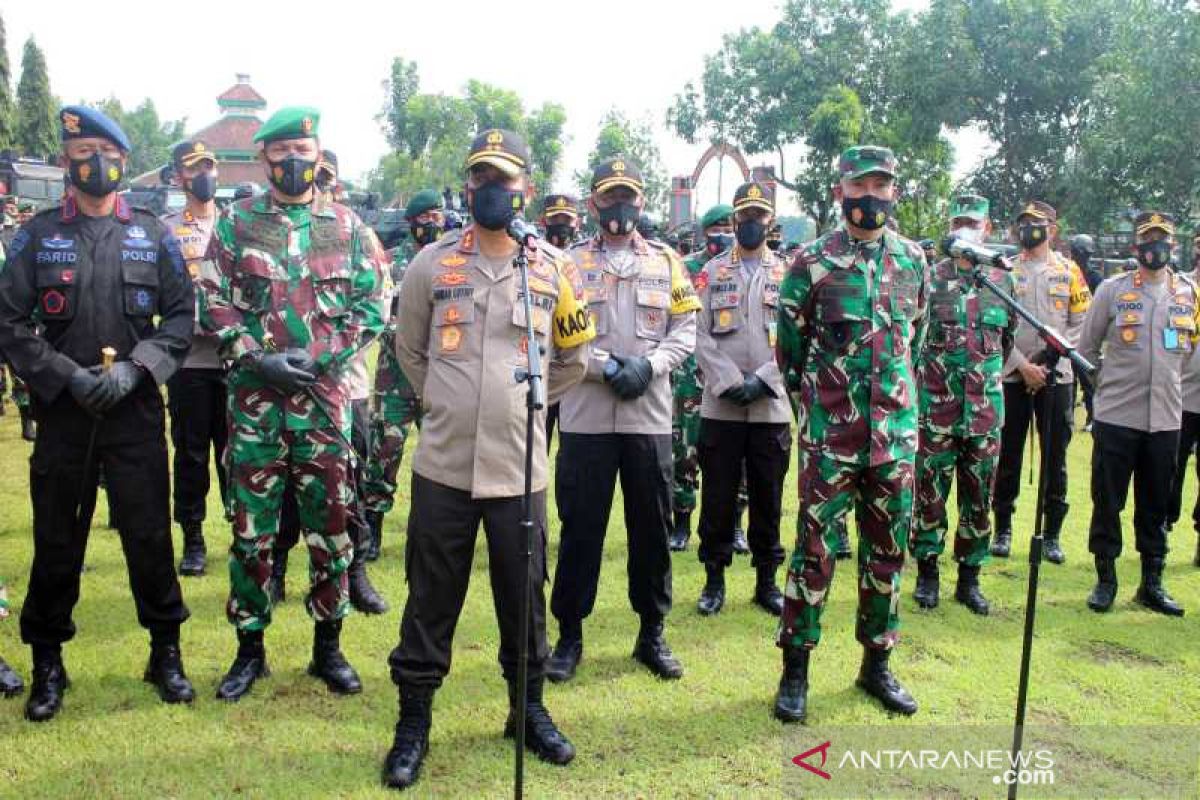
left=1, top=402, right=1198, bottom=799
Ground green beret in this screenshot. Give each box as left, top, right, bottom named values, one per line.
left=700, top=204, right=734, bottom=230
left=405, top=189, right=442, bottom=220
left=254, top=106, right=321, bottom=144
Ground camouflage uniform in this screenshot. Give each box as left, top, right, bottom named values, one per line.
left=671, top=247, right=712, bottom=515
left=912, top=257, right=1016, bottom=566
left=364, top=240, right=422, bottom=515
left=199, top=192, right=385, bottom=631
left=777, top=225, right=928, bottom=651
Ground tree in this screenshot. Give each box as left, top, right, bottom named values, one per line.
left=0, top=13, right=15, bottom=151
left=16, top=37, right=55, bottom=161
left=576, top=110, right=668, bottom=217
left=95, top=97, right=186, bottom=179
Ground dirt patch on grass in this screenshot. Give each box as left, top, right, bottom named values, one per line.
left=1081, top=639, right=1164, bottom=666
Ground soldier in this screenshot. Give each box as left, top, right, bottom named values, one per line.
left=1170, top=231, right=1200, bottom=568
left=1079, top=211, right=1197, bottom=616
left=17, top=202, right=35, bottom=226
left=1, top=196, right=17, bottom=234
left=382, top=129, right=594, bottom=789
left=910, top=195, right=1016, bottom=616
left=1, top=578, right=24, bottom=697
left=766, top=222, right=784, bottom=253
left=198, top=106, right=386, bottom=701
left=539, top=193, right=581, bottom=446
left=992, top=201, right=1090, bottom=562
left=693, top=181, right=790, bottom=617
left=361, top=188, right=441, bottom=559
left=162, top=139, right=224, bottom=577
left=0, top=105, right=196, bottom=721
left=774, top=145, right=927, bottom=722
left=669, top=203, right=732, bottom=552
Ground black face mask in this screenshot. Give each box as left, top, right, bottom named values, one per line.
left=841, top=195, right=892, bottom=231
left=186, top=172, right=218, bottom=202
left=705, top=233, right=734, bottom=256
left=1136, top=240, right=1173, bottom=271
left=1071, top=251, right=1091, bottom=270
left=545, top=223, right=575, bottom=249
left=470, top=181, right=524, bottom=231
left=597, top=202, right=639, bottom=236
left=736, top=219, right=768, bottom=250
left=267, top=155, right=317, bottom=197
left=766, top=238, right=782, bottom=252
left=69, top=153, right=123, bottom=198
left=410, top=222, right=443, bottom=247
left=1018, top=223, right=1049, bottom=251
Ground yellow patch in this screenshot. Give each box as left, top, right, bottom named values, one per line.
left=1120, top=292, right=1139, bottom=302
left=440, top=254, right=467, bottom=268
left=1055, top=299, right=1065, bottom=310
left=187, top=262, right=200, bottom=278
left=1173, top=315, right=1194, bottom=329
left=1121, top=328, right=1137, bottom=343
left=175, top=226, right=192, bottom=237
left=1123, top=312, right=1139, bottom=323
left=748, top=184, right=763, bottom=200
left=718, top=309, right=733, bottom=327
left=441, top=325, right=462, bottom=352
left=486, top=130, right=503, bottom=145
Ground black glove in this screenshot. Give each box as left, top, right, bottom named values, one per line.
left=68, top=367, right=103, bottom=415
left=86, top=361, right=146, bottom=413
left=739, top=375, right=771, bottom=406
left=609, top=355, right=654, bottom=400
left=249, top=352, right=316, bottom=393
left=283, top=347, right=318, bottom=376
left=720, top=383, right=748, bottom=405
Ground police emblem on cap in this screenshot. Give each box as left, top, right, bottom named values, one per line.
left=62, top=112, right=81, bottom=134
left=301, top=117, right=313, bottom=135
left=1151, top=214, right=1163, bottom=225
left=1024, top=204, right=1037, bottom=215
left=748, top=185, right=763, bottom=200
left=612, top=160, right=626, bottom=174
left=486, top=130, right=504, bottom=148
left=194, top=142, right=205, bottom=153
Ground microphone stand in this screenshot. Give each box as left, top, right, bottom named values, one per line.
left=511, top=240, right=545, bottom=800
left=964, top=262, right=1094, bottom=800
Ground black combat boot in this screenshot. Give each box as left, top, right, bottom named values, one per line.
left=1087, top=556, right=1118, bottom=612
left=856, top=648, right=918, bottom=715
left=912, top=557, right=939, bottom=609
left=632, top=617, right=683, bottom=680
left=835, top=524, right=852, bottom=560
left=382, top=684, right=434, bottom=790
left=1134, top=555, right=1184, bottom=616
left=668, top=510, right=691, bottom=552
left=143, top=640, right=195, bottom=704
left=268, top=551, right=287, bottom=604
left=308, top=619, right=363, bottom=694
left=19, top=408, right=35, bottom=442
left=24, top=646, right=68, bottom=722
left=216, top=629, right=269, bottom=701
left=0, top=656, right=24, bottom=698
left=544, top=620, right=583, bottom=684
left=178, top=521, right=207, bottom=577
left=365, top=510, right=383, bottom=562
left=954, top=563, right=990, bottom=615
left=697, top=563, right=726, bottom=616
left=773, top=645, right=809, bottom=723
left=1042, top=510, right=1066, bottom=564
left=504, top=676, right=576, bottom=765
left=991, top=510, right=1012, bottom=557
left=753, top=564, right=784, bottom=616
left=349, top=520, right=388, bottom=615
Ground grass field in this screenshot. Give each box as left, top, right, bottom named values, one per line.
left=1, top=400, right=1198, bottom=799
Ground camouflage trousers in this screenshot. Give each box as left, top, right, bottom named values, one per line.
left=671, top=357, right=702, bottom=514
left=911, top=428, right=999, bottom=567
left=779, top=452, right=915, bottom=651
left=0, top=364, right=29, bottom=412
left=226, top=424, right=354, bottom=631
left=363, top=394, right=421, bottom=514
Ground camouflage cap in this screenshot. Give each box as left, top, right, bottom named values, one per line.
left=949, top=193, right=989, bottom=222
left=1015, top=200, right=1057, bottom=224
left=1134, top=210, right=1174, bottom=236
left=699, top=203, right=734, bottom=230
left=732, top=181, right=774, bottom=214
left=17, top=201, right=33, bottom=212
left=172, top=140, right=215, bottom=169
left=591, top=156, right=643, bottom=195
left=542, top=193, right=579, bottom=219
left=404, top=188, right=442, bottom=220
left=465, top=129, right=530, bottom=178
left=838, top=145, right=897, bottom=180
left=254, top=106, right=320, bottom=144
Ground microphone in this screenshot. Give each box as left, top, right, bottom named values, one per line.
left=941, top=237, right=1012, bottom=271
left=507, top=217, right=540, bottom=248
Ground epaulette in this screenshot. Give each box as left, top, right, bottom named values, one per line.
left=428, top=228, right=463, bottom=252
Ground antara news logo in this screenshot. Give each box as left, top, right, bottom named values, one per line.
left=792, top=740, right=1056, bottom=788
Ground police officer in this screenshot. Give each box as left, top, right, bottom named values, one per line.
left=545, top=156, right=701, bottom=683
left=669, top=204, right=732, bottom=552
left=0, top=106, right=196, bottom=721
left=382, top=129, right=594, bottom=790
left=693, top=181, right=790, bottom=617
left=162, top=139, right=224, bottom=577
left=1170, top=231, right=1200, bottom=568
left=539, top=193, right=581, bottom=447
left=1079, top=212, right=1196, bottom=616
left=992, top=201, right=1091, bottom=562
left=198, top=107, right=386, bottom=701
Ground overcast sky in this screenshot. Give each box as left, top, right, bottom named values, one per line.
left=4, top=0, right=984, bottom=215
